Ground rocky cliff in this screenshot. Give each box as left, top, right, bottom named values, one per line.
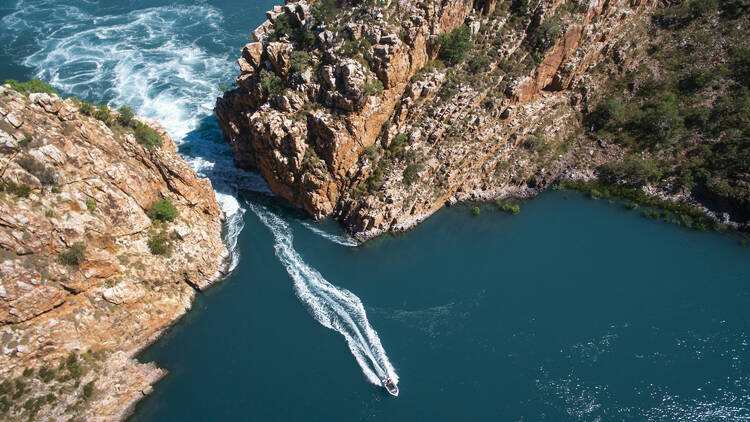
left=216, top=0, right=662, bottom=240
left=0, top=84, right=228, bottom=420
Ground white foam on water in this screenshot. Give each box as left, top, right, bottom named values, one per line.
left=216, top=192, right=245, bottom=272
left=249, top=202, right=398, bottom=386
left=1, top=0, right=255, bottom=267
left=3, top=0, right=400, bottom=388
left=300, top=221, right=359, bottom=247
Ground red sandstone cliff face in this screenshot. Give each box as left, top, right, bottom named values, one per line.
left=0, top=85, right=228, bottom=420
left=216, top=0, right=656, bottom=240
left=216, top=0, right=474, bottom=218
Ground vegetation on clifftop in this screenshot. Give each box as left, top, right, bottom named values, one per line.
left=582, top=0, right=750, bottom=225
left=3, top=78, right=58, bottom=95
left=436, top=25, right=472, bottom=66
left=0, top=350, right=106, bottom=420
left=215, top=0, right=749, bottom=236
left=3, top=79, right=164, bottom=150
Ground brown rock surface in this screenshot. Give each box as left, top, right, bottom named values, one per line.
left=0, top=85, right=228, bottom=420
left=215, top=0, right=656, bottom=241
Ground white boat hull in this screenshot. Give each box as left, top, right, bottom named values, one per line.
left=383, top=378, right=399, bottom=397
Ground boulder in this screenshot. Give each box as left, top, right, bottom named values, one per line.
left=242, top=42, right=264, bottom=68
left=266, top=42, right=294, bottom=75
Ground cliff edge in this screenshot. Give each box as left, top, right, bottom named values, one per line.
left=0, top=83, right=228, bottom=420
left=217, top=0, right=750, bottom=239
left=215, top=0, right=659, bottom=240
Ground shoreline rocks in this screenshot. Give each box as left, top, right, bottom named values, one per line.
left=0, top=84, right=228, bottom=421
left=216, top=0, right=665, bottom=242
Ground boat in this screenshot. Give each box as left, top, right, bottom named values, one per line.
left=382, top=378, right=399, bottom=397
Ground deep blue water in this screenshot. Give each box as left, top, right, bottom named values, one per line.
left=1, top=1, right=750, bottom=421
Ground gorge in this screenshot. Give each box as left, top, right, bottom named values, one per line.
left=216, top=0, right=747, bottom=241
left=0, top=0, right=749, bottom=420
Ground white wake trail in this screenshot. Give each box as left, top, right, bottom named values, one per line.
left=2, top=1, right=398, bottom=383
left=300, top=221, right=359, bottom=247
left=249, top=202, right=398, bottom=386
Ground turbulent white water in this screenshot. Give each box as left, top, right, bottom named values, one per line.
left=249, top=202, right=398, bottom=386
left=3, top=1, right=228, bottom=137
left=300, top=221, right=359, bottom=247
left=2, top=0, right=397, bottom=386
left=0, top=0, right=263, bottom=269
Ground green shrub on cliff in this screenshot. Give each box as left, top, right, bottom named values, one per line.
left=585, top=99, right=624, bottom=131
left=59, top=243, right=86, bottom=266
left=402, top=163, right=421, bottom=185
left=92, top=105, right=110, bottom=123
left=364, top=167, right=384, bottom=193
left=16, top=155, right=57, bottom=185
left=510, top=0, right=529, bottom=15
left=260, top=69, right=286, bottom=96
left=148, top=198, right=178, bottom=222
left=4, top=79, right=58, bottom=95
left=147, top=233, right=169, bottom=255
left=82, top=381, right=95, bottom=401
left=531, top=16, right=563, bottom=52
left=148, top=231, right=179, bottom=255
left=272, top=13, right=294, bottom=41
left=362, top=80, right=384, bottom=96
left=631, top=92, right=685, bottom=147
left=290, top=51, right=311, bottom=74
left=362, top=144, right=379, bottom=161
left=437, top=25, right=472, bottom=66
left=689, top=0, right=719, bottom=16
left=78, top=101, right=94, bottom=116
left=388, top=134, right=409, bottom=160
left=599, top=155, right=663, bottom=185
left=65, top=352, right=83, bottom=379
left=1, top=181, right=31, bottom=197
left=467, top=55, right=491, bottom=74
left=133, top=122, right=163, bottom=149
left=311, top=0, right=340, bottom=24
left=37, top=366, right=56, bottom=384
left=117, top=105, right=135, bottom=126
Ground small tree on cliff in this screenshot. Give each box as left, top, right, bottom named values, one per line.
left=148, top=198, right=178, bottom=222
left=260, top=70, right=286, bottom=96
left=58, top=243, right=86, bottom=266
left=117, top=105, right=135, bottom=126
left=134, top=123, right=163, bottom=149
left=436, top=25, right=472, bottom=66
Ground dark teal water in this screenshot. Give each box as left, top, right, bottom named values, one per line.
left=125, top=192, right=750, bottom=421
left=2, top=1, right=750, bottom=420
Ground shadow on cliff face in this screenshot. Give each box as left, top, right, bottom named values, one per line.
left=180, top=115, right=328, bottom=236
left=179, top=114, right=271, bottom=197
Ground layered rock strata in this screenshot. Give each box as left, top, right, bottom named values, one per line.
left=0, top=85, right=228, bottom=420
left=216, top=0, right=656, bottom=240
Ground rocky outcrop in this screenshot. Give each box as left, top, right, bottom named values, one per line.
left=216, top=0, right=657, bottom=240
left=216, top=0, right=474, bottom=219
left=0, top=85, right=228, bottom=420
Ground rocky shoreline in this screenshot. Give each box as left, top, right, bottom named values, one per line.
left=215, top=0, right=748, bottom=242
left=215, top=0, right=669, bottom=241
left=0, top=83, right=229, bottom=421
